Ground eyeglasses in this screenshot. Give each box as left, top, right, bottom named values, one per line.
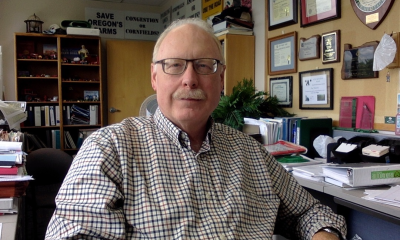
left=154, top=58, right=223, bottom=75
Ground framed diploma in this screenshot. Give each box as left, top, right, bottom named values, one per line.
left=299, top=35, right=321, bottom=61
left=299, top=68, right=333, bottom=110
left=300, top=0, right=341, bottom=27
left=270, top=76, right=293, bottom=108
left=321, top=30, right=340, bottom=64
left=268, top=31, right=297, bottom=76
left=268, top=0, right=298, bottom=30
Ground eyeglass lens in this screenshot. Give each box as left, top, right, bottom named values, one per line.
left=162, top=58, right=218, bottom=75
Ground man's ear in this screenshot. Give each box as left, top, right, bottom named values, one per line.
left=219, top=65, right=226, bottom=93
left=151, top=63, right=157, bottom=91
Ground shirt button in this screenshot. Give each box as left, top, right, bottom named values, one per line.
left=219, top=234, right=227, bottom=240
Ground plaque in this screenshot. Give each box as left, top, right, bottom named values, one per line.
left=350, top=0, right=394, bottom=30
left=341, top=42, right=379, bottom=80
left=322, top=30, right=340, bottom=64
left=299, top=35, right=320, bottom=61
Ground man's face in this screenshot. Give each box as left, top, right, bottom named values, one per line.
left=151, top=24, right=225, bottom=129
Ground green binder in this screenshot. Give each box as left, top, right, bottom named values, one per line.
left=296, top=118, right=332, bottom=159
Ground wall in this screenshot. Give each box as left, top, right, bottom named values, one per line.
left=0, top=0, right=265, bottom=105
left=0, top=0, right=161, bottom=101
left=265, top=1, right=400, bottom=130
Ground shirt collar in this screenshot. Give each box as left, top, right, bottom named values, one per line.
left=153, top=108, right=214, bottom=150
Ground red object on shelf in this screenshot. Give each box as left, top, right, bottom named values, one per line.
left=264, top=140, right=307, bottom=156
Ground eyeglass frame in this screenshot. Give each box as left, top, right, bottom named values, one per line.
left=154, top=58, right=225, bottom=75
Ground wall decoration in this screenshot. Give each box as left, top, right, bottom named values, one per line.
left=350, top=0, right=395, bottom=30
left=300, top=0, right=341, bottom=27
left=270, top=76, right=293, bottom=108
left=268, top=31, right=297, bottom=76
left=299, top=35, right=321, bottom=61
left=268, top=0, right=298, bottom=30
left=299, top=68, right=333, bottom=110
left=341, top=42, right=379, bottom=80
left=321, top=30, right=340, bottom=64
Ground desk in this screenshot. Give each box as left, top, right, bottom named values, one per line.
left=295, top=176, right=400, bottom=240
left=0, top=214, right=17, bottom=240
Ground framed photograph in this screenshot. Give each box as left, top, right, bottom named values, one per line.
left=299, top=68, right=333, bottom=110
left=268, top=0, right=298, bottom=30
left=268, top=31, right=297, bottom=76
left=299, top=35, right=321, bottom=61
left=270, top=76, right=293, bottom=108
left=321, top=30, right=340, bottom=64
left=300, top=0, right=341, bottom=27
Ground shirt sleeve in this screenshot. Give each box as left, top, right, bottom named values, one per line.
left=45, top=128, right=126, bottom=239
left=263, top=149, right=347, bottom=239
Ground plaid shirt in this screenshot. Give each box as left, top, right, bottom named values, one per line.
left=46, top=109, right=346, bottom=239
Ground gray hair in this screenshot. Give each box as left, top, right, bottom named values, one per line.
left=152, top=18, right=225, bottom=64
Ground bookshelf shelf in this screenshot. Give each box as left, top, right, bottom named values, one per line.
left=15, top=32, right=104, bottom=154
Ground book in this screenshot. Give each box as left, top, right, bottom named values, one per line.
left=0, top=166, right=18, bottom=175
left=63, top=105, right=71, bottom=125
left=362, top=144, right=390, bottom=157
left=0, top=154, right=20, bottom=166
left=51, top=130, right=61, bottom=149
left=264, top=140, right=307, bottom=156
left=214, top=28, right=253, bottom=37
left=27, top=106, right=34, bottom=126
left=322, top=163, right=400, bottom=187
left=213, top=20, right=252, bottom=33
left=40, top=106, right=45, bottom=126
left=296, top=118, right=332, bottom=159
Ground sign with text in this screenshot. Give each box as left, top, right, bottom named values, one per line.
left=172, top=0, right=186, bottom=21
left=186, top=0, right=202, bottom=19
left=160, top=7, right=172, bottom=30
left=202, top=0, right=223, bottom=20
left=125, top=11, right=161, bottom=41
left=85, top=8, right=124, bottom=39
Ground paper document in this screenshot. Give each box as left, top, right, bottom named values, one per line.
left=0, top=101, right=27, bottom=130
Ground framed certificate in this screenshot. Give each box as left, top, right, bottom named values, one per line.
left=299, top=68, right=333, bottom=110
left=268, top=0, right=298, bottom=30
left=270, top=76, right=293, bottom=108
left=300, top=0, right=341, bottom=27
left=268, top=31, right=297, bottom=76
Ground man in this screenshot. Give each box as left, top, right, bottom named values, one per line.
left=46, top=18, right=346, bottom=239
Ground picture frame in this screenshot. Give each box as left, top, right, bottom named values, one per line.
left=268, top=0, right=298, bottom=30
left=299, top=68, right=333, bottom=110
left=299, top=35, right=321, bottom=61
left=321, top=30, right=340, bottom=64
left=341, top=42, right=379, bottom=80
left=300, top=0, right=341, bottom=27
left=270, top=76, right=293, bottom=108
left=268, top=31, right=297, bottom=76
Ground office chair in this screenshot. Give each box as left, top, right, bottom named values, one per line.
left=24, top=148, right=73, bottom=240
left=139, top=94, right=158, bottom=116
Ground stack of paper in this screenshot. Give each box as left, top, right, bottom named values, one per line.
left=362, top=144, right=389, bottom=157
left=363, top=185, right=400, bottom=208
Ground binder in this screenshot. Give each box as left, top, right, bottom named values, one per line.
left=34, top=106, right=41, bottom=126
left=27, top=106, right=34, bottom=126
left=44, top=106, right=50, bottom=126
left=296, top=118, right=332, bottom=159
left=322, top=163, right=400, bottom=187
left=49, top=106, right=55, bottom=126
left=40, top=106, right=45, bottom=126
left=55, top=105, right=60, bottom=126
left=89, top=105, right=98, bottom=125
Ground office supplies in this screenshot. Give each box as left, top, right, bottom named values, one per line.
left=322, top=163, right=400, bottom=187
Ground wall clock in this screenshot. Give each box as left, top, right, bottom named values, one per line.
left=350, top=0, right=395, bottom=29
